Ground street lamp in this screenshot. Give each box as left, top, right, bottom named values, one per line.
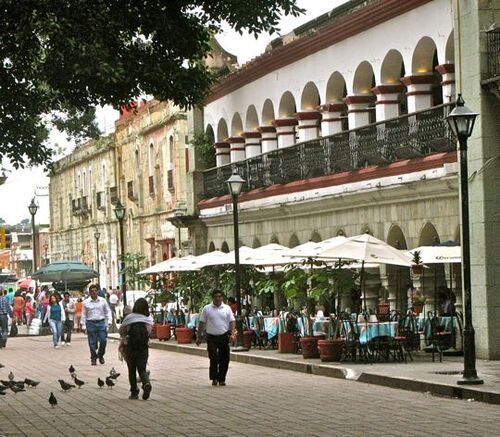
left=28, top=197, right=38, bottom=273
left=227, top=172, right=248, bottom=352
left=94, top=228, right=101, bottom=281
left=43, top=242, right=49, bottom=265
left=114, top=199, right=127, bottom=306
left=446, top=94, right=483, bottom=385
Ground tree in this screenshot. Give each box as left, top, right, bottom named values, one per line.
left=0, top=1, right=303, bottom=169
left=0, top=217, right=5, bottom=225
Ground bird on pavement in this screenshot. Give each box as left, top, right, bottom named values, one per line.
left=69, top=365, right=75, bottom=375
left=0, top=380, right=13, bottom=387
left=24, top=378, right=40, bottom=388
left=0, top=391, right=6, bottom=396
left=9, top=385, right=25, bottom=394
left=108, top=372, right=120, bottom=380
left=49, top=392, right=57, bottom=408
left=0, top=363, right=4, bottom=368
left=105, top=377, right=115, bottom=389
left=8, top=371, right=14, bottom=381
left=109, top=367, right=117, bottom=377
left=72, top=376, right=85, bottom=388
left=97, top=378, right=105, bottom=388
left=58, top=379, right=75, bottom=392
left=0, top=384, right=9, bottom=390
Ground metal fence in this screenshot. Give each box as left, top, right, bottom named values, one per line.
left=202, top=103, right=455, bottom=199
left=486, top=28, right=500, bottom=79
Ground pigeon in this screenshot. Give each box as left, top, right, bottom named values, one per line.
left=105, top=377, right=115, bottom=389
left=8, top=371, right=14, bottom=381
left=109, top=367, right=117, bottom=377
left=0, top=363, right=4, bottom=368
left=58, top=379, right=75, bottom=392
left=24, top=378, right=40, bottom=388
left=49, top=392, right=57, bottom=408
left=0, top=391, right=5, bottom=396
left=108, top=372, right=121, bottom=380
left=0, top=380, right=12, bottom=386
left=72, top=376, right=85, bottom=388
left=13, top=382, right=25, bottom=390
left=0, top=384, right=9, bottom=390
left=9, top=385, right=25, bottom=394
left=69, top=365, right=75, bottom=375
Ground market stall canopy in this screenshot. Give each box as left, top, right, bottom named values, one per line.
left=31, top=261, right=99, bottom=282
left=406, top=245, right=461, bottom=264
left=17, top=278, right=36, bottom=289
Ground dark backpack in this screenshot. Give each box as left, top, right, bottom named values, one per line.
left=126, top=322, right=149, bottom=353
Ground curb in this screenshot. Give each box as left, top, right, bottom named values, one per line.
left=147, top=339, right=500, bottom=406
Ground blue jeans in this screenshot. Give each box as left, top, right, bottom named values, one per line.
left=86, top=320, right=107, bottom=361
left=48, top=319, right=62, bottom=346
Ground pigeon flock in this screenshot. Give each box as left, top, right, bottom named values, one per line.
left=0, top=362, right=121, bottom=408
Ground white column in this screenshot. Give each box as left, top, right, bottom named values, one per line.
left=258, top=126, right=278, bottom=153
left=296, top=111, right=321, bottom=142
left=436, top=64, right=455, bottom=103
left=371, top=85, right=404, bottom=121
left=343, top=95, right=375, bottom=128
left=401, top=75, right=434, bottom=113
left=228, top=136, right=246, bottom=162
left=320, top=103, right=345, bottom=136
left=215, top=142, right=230, bottom=167
left=242, top=132, right=262, bottom=158
left=273, top=118, right=297, bottom=148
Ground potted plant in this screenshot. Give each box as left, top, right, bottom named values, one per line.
left=317, top=317, right=344, bottom=362
left=411, top=292, right=426, bottom=315
left=411, top=250, right=424, bottom=275
left=277, top=312, right=298, bottom=353
left=378, top=286, right=390, bottom=315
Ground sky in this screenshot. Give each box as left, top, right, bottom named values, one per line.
left=0, top=0, right=346, bottom=226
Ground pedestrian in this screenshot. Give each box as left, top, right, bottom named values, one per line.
left=119, top=298, right=153, bottom=400
left=196, top=289, right=236, bottom=386
left=25, top=296, right=35, bottom=327
left=44, top=294, right=66, bottom=348
left=73, top=298, right=83, bottom=332
left=108, top=291, right=119, bottom=325
left=81, top=284, right=112, bottom=365
left=12, top=291, right=25, bottom=325
left=61, top=292, right=76, bottom=346
left=0, top=289, right=13, bottom=348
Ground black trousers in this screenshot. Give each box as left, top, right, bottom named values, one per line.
left=126, top=348, right=149, bottom=394
left=206, top=332, right=230, bottom=382
left=61, top=319, right=73, bottom=343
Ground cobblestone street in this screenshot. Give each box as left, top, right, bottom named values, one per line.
left=0, top=335, right=498, bottom=436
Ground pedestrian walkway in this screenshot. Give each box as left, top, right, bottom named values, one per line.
left=141, top=336, right=500, bottom=406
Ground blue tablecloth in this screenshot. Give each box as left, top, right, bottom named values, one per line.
left=186, top=313, right=199, bottom=329
left=263, top=317, right=280, bottom=339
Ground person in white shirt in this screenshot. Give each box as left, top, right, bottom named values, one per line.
left=108, top=291, right=119, bottom=325
left=81, top=284, right=112, bottom=365
left=196, top=290, right=236, bottom=386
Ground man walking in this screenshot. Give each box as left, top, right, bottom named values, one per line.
left=61, top=292, right=76, bottom=346
left=81, top=284, right=112, bottom=365
left=196, top=290, right=236, bottom=386
left=0, top=289, right=13, bottom=348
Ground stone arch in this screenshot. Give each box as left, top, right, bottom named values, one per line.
left=412, top=36, right=438, bottom=74
left=245, top=105, right=259, bottom=131
left=418, top=222, right=440, bottom=246
left=353, top=61, right=375, bottom=94
left=300, top=82, right=321, bottom=110
left=418, top=222, right=445, bottom=307
left=336, top=229, right=346, bottom=237
left=208, top=242, right=216, bottom=252
left=205, top=124, right=215, bottom=143
left=261, top=99, right=275, bottom=125
left=252, top=237, right=261, bottom=248
left=221, top=241, right=230, bottom=253
left=270, top=234, right=280, bottom=244
left=310, top=231, right=322, bottom=243
left=325, top=71, right=347, bottom=103
left=278, top=91, right=296, bottom=118
left=288, top=234, right=300, bottom=248
left=381, top=49, right=405, bottom=85
left=445, top=30, right=454, bottom=63
left=230, top=113, right=243, bottom=137
left=217, top=118, right=229, bottom=142
left=360, top=225, right=372, bottom=235
left=386, top=224, right=411, bottom=312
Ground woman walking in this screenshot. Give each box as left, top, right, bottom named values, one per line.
left=44, top=294, right=66, bottom=348
left=119, top=298, right=153, bottom=400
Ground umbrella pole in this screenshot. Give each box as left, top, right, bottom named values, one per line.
left=433, top=265, right=438, bottom=316
left=361, top=260, right=366, bottom=313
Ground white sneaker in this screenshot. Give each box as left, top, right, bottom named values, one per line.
left=62, top=342, right=66, bottom=346
left=54, top=344, right=60, bottom=349
left=66, top=342, right=71, bottom=346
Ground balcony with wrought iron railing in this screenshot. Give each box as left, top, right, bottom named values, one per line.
left=202, top=103, right=455, bottom=200
left=482, top=27, right=500, bottom=98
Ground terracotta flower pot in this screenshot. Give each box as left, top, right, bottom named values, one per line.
left=149, top=323, right=160, bottom=339
left=278, top=332, right=295, bottom=353
left=156, top=324, right=171, bottom=341
left=243, top=330, right=253, bottom=350
left=413, top=303, right=424, bottom=315
left=299, top=335, right=321, bottom=359
left=317, top=339, right=344, bottom=362
left=175, top=327, right=194, bottom=344
left=412, top=265, right=424, bottom=275
left=378, top=303, right=390, bottom=315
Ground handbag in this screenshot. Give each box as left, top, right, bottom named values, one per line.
left=9, top=323, right=18, bottom=337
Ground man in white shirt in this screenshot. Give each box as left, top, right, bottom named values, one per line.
left=108, top=291, right=119, bottom=325
left=81, top=284, right=112, bottom=365
left=196, top=290, right=236, bottom=386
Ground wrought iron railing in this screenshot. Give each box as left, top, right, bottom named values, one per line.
left=202, top=104, right=455, bottom=199
left=486, top=28, right=500, bottom=79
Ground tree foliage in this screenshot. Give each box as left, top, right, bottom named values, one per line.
left=0, top=1, right=303, bottom=169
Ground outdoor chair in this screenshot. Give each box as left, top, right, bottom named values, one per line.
left=340, top=316, right=372, bottom=364
left=426, top=314, right=453, bottom=363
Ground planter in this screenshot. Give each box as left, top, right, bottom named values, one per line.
left=412, top=265, right=424, bottom=275
left=318, top=338, right=344, bottom=362
left=413, top=304, right=424, bottom=315
left=150, top=323, right=161, bottom=339
left=243, top=330, right=253, bottom=350
left=378, top=303, right=390, bottom=315
left=156, top=324, right=171, bottom=341
left=278, top=332, right=295, bottom=353
left=175, top=327, right=194, bottom=344
left=299, top=335, right=321, bottom=359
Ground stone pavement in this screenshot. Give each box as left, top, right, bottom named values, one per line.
left=0, top=335, right=499, bottom=437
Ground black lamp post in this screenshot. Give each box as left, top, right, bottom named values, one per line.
left=227, top=172, right=248, bottom=352
left=114, top=200, right=127, bottom=306
left=28, top=197, right=38, bottom=273
left=446, top=94, right=483, bottom=385
left=94, top=228, right=101, bottom=281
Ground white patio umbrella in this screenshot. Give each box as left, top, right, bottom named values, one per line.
left=285, top=236, right=348, bottom=259
left=137, top=255, right=200, bottom=274
left=406, top=245, right=461, bottom=264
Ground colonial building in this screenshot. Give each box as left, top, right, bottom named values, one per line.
left=183, top=0, right=500, bottom=358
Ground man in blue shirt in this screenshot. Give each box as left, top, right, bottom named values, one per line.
left=0, top=289, right=13, bottom=348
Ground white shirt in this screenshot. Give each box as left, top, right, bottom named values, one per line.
left=81, top=296, right=112, bottom=329
left=199, top=303, right=235, bottom=335
left=109, top=294, right=119, bottom=305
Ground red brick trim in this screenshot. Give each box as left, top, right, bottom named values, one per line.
left=375, top=100, right=401, bottom=105
left=244, top=142, right=261, bottom=148
left=198, top=151, right=457, bottom=210
left=344, top=95, right=376, bottom=105
left=372, top=85, right=405, bottom=95
left=215, top=151, right=230, bottom=156
left=406, top=91, right=433, bottom=97
left=214, top=142, right=230, bottom=149
left=258, top=126, right=277, bottom=133
left=227, top=137, right=245, bottom=144
left=295, top=111, right=322, bottom=121
left=276, top=132, right=296, bottom=137
left=230, top=147, right=245, bottom=152
left=322, top=117, right=343, bottom=122
left=297, top=125, right=319, bottom=130
left=272, top=118, right=298, bottom=127
left=441, top=80, right=456, bottom=86
left=242, top=131, right=262, bottom=139
left=319, top=103, right=346, bottom=112
left=435, top=64, right=455, bottom=75
left=400, top=75, right=434, bottom=86
left=347, top=108, right=373, bottom=113
left=206, top=0, right=433, bottom=103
